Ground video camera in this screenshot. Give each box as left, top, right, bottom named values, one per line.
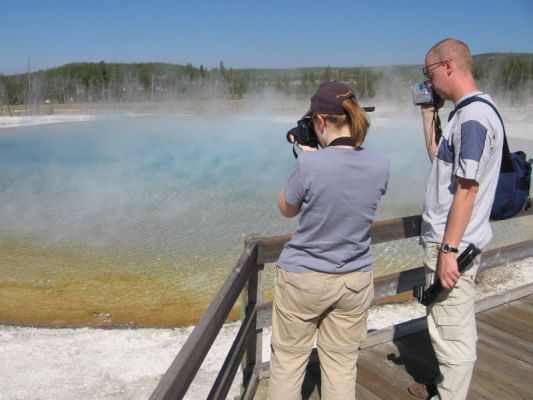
left=411, top=81, right=443, bottom=106
left=413, top=243, right=481, bottom=306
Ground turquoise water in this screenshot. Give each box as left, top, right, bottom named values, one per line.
left=0, top=116, right=297, bottom=260
left=0, top=113, right=531, bottom=326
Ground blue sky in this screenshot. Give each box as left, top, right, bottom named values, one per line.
left=1, top=0, right=532, bottom=74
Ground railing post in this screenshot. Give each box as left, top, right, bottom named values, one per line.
left=240, top=235, right=264, bottom=399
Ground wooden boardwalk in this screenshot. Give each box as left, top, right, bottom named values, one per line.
left=253, top=289, right=533, bottom=399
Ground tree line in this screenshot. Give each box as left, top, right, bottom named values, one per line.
left=0, top=53, right=532, bottom=110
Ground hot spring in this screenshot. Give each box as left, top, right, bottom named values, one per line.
left=1, top=111, right=531, bottom=327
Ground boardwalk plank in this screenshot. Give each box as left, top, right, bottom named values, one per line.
left=518, top=294, right=533, bottom=306
left=356, top=363, right=412, bottom=400
left=477, top=310, right=533, bottom=342
left=476, top=320, right=533, bottom=363
left=495, top=302, right=533, bottom=328
left=359, top=345, right=417, bottom=393
left=477, top=341, right=533, bottom=385
left=507, top=299, right=533, bottom=316
left=470, top=371, right=524, bottom=400
left=355, top=382, right=382, bottom=400
left=474, top=342, right=533, bottom=399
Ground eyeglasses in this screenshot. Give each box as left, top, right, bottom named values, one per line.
left=422, top=61, right=446, bottom=79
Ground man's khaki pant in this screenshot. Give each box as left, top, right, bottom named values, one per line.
left=268, top=266, right=373, bottom=400
left=424, top=246, right=480, bottom=400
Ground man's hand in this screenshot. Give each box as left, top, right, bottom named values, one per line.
left=437, top=252, right=461, bottom=289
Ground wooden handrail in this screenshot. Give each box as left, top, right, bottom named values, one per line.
left=255, top=209, right=533, bottom=264
left=253, top=238, right=533, bottom=330
left=254, top=214, right=423, bottom=265
left=149, top=241, right=258, bottom=400
left=150, top=208, right=533, bottom=399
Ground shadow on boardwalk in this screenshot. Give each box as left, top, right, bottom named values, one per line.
left=255, top=290, right=533, bottom=399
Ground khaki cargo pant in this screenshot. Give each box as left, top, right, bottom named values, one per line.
left=424, top=246, right=480, bottom=400
left=268, top=266, right=373, bottom=400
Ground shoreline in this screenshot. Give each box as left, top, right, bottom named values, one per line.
left=1, top=103, right=531, bottom=140
left=0, top=99, right=308, bottom=127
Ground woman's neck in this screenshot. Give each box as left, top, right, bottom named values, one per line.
left=321, top=125, right=351, bottom=147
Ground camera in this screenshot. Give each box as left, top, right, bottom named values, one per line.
left=411, top=81, right=442, bottom=106
left=286, top=116, right=319, bottom=148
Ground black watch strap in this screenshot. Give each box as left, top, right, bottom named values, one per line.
left=439, top=243, right=459, bottom=253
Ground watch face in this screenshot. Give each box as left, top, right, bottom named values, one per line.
left=440, top=244, right=458, bottom=253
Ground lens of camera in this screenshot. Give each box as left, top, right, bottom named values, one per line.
left=286, top=128, right=297, bottom=143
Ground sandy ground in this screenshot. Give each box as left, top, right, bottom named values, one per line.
left=0, top=114, right=97, bottom=130
left=0, top=322, right=244, bottom=400
left=1, top=106, right=530, bottom=139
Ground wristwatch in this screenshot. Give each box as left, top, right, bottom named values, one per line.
left=439, top=243, right=459, bottom=253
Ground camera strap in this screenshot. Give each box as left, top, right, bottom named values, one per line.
left=448, top=95, right=513, bottom=173
left=291, top=144, right=299, bottom=159
left=432, top=109, right=442, bottom=144
left=292, top=136, right=355, bottom=158
left=327, top=136, right=354, bottom=147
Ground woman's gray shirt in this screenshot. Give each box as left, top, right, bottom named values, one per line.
left=278, top=146, right=389, bottom=274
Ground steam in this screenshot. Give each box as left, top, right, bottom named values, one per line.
left=0, top=116, right=295, bottom=259
left=0, top=107, right=531, bottom=275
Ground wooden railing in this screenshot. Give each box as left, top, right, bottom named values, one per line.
left=149, top=209, right=533, bottom=400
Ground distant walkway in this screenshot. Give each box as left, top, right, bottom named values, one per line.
left=254, top=284, right=533, bottom=399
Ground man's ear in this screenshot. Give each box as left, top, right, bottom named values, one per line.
left=445, top=59, right=453, bottom=76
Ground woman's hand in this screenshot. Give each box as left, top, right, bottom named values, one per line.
left=278, top=191, right=300, bottom=218
left=287, top=132, right=318, bottom=152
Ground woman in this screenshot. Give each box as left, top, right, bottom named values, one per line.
left=268, top=81, right=389, bottom=400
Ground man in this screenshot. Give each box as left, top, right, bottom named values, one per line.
left=410, top=38, right=504, bottom=399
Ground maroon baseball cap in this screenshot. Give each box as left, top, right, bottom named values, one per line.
left=309, top=81, right=357, bottom=115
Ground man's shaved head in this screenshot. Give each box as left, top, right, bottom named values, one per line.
left=427, top=38, right=473, bottom=73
